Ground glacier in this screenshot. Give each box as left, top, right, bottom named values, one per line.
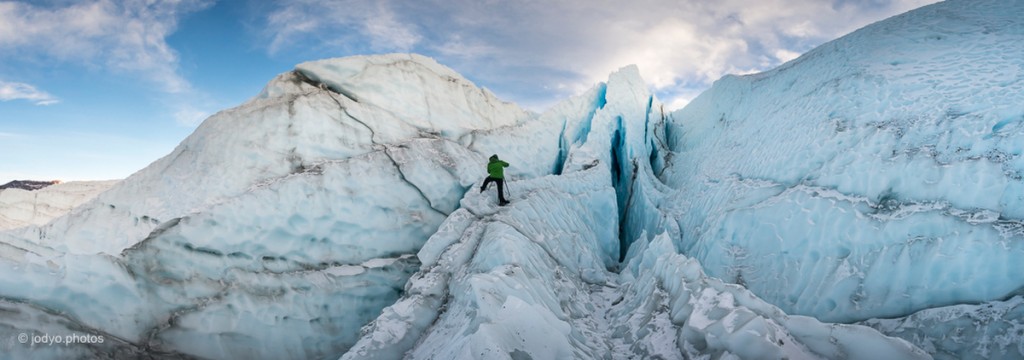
left=0, top=180, right=117, bottom=231
left=1, top=0, right=1023, bottom=358
left=655, top=0, right=1024, bottom=357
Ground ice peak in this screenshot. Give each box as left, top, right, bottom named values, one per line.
left=300, top=53, right=468, bottom=84
left=28, top=52, right=536, bottom=255
left=607, top=64, right=641, bottom=82
left=604, top=64, right=649, bottom=108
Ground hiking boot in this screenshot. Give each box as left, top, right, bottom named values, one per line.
left=499, top=200, right=510, bottom=206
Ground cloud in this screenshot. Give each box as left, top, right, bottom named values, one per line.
left=0, top=81, right=59, bottom=105
left=0, top=0, right=212, bottom=94
left=259, top=0, right=939, bottom=110
left=263, top=0, right=421, bottom=54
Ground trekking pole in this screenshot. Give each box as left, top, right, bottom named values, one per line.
left=504, top=175, right=512, bottom=199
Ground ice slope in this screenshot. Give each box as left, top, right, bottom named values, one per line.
left=662, top=0, right=1024, bottom=328
left=0, top=180, right=117, bottom=230
left=16, top=54, right=536, bottom=255
left=0, top=54, right=574, bottom=359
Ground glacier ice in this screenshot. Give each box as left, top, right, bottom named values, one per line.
left=0, top=53, right=924, bottom=359
left=0, top=54, right=559, bottom=359
left=3, top=0, right=1024, bottom=358
left=19, top=54, right=536, bottom=256
left=662, top=0, right=1024, bottom=325
left=860, top=296, right=1024, bottom=359
left=643, top=0, right=1024, bottom=356
left=340, top=60, right=924, bottom=360
left=343, top=166, right=925, bottom=360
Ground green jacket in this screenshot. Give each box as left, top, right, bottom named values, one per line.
left=487, top=156, right=509, bottom=179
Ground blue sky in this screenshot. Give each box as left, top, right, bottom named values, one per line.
left=0, top=0, right=937, bottom=183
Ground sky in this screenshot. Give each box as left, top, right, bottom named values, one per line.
left=0, top=0, right=939, bottom=184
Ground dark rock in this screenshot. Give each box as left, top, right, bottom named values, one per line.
left=0, top=180, right=60, bottom=191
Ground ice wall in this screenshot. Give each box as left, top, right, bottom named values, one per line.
left=663, top=0, right=1024, bottom=326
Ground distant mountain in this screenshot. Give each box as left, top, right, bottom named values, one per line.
left=0, top=180, right=60, bottom=191
left=0, top=180, right=119, bottom=230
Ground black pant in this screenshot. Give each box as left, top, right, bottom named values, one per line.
left=480, top=177, right=507, bottom=203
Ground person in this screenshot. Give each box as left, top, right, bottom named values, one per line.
left=480, top=154, right=510, bottom=205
